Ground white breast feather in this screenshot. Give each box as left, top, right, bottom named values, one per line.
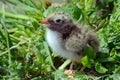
left=46, top=29, right=80, bottom=62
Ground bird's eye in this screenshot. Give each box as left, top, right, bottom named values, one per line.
left=55, top=19, right=62, bottom=23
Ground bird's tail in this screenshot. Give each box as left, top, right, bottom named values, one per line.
left=87, top=31, right=99, bottom=53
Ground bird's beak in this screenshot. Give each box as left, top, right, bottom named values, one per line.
left=39, top=20, right=50, bottom=24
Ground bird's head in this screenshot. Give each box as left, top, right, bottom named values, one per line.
left=40, top=11, right=74, bottom=33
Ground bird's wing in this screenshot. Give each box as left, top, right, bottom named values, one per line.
left=65, top=28, right=88, bottom=52
left=87, top=31, right=99, bottom=53
left=65, top=25, right=99, bottom=53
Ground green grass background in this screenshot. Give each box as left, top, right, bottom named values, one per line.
left=0, top=0, right=120, bottom=80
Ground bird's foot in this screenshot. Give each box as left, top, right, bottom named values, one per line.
left=64, top=69, right=75, bottom=78
left=64, top=69, right=75, bottom=75
left=64, top=61, right=75, bottom=78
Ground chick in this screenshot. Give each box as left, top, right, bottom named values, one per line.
left=40, top=11, right=99, bottom=74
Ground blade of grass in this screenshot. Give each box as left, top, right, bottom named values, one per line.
left=0, top=21, right=11, bottom=67
left=0, top=27, right=7, bottom=47
left=58, top=59, right=71, bottom=70
left=0, top=41, right=26, bottom=56
left=1, top=4, right=12, bottom=67
left=43, top=42, right=56, bottom=70
left=7, top=0, right=39, bottom=12
left=0, top=10, right=37, bottom=22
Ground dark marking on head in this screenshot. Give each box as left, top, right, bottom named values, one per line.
left=46, top=11, right=76, bottom=39
left=61, top=24, right=76, bottom=39
left=48, top=23, right=76, bottom=39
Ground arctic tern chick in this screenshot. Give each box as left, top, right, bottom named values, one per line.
left=40, top=11, right=99, bottom=73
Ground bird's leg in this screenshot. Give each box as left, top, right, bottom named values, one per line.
left=69, top=61, right=75, bottom=70
left=64, top=61, right=75, bottom=76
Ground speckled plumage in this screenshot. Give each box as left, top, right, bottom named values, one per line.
left=45, top=11, right=99, bottom=63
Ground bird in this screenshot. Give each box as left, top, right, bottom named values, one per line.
left=40, top=11, right=99, bottom=75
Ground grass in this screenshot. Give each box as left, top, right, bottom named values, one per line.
left=0, top=0, right=120, bottom=80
